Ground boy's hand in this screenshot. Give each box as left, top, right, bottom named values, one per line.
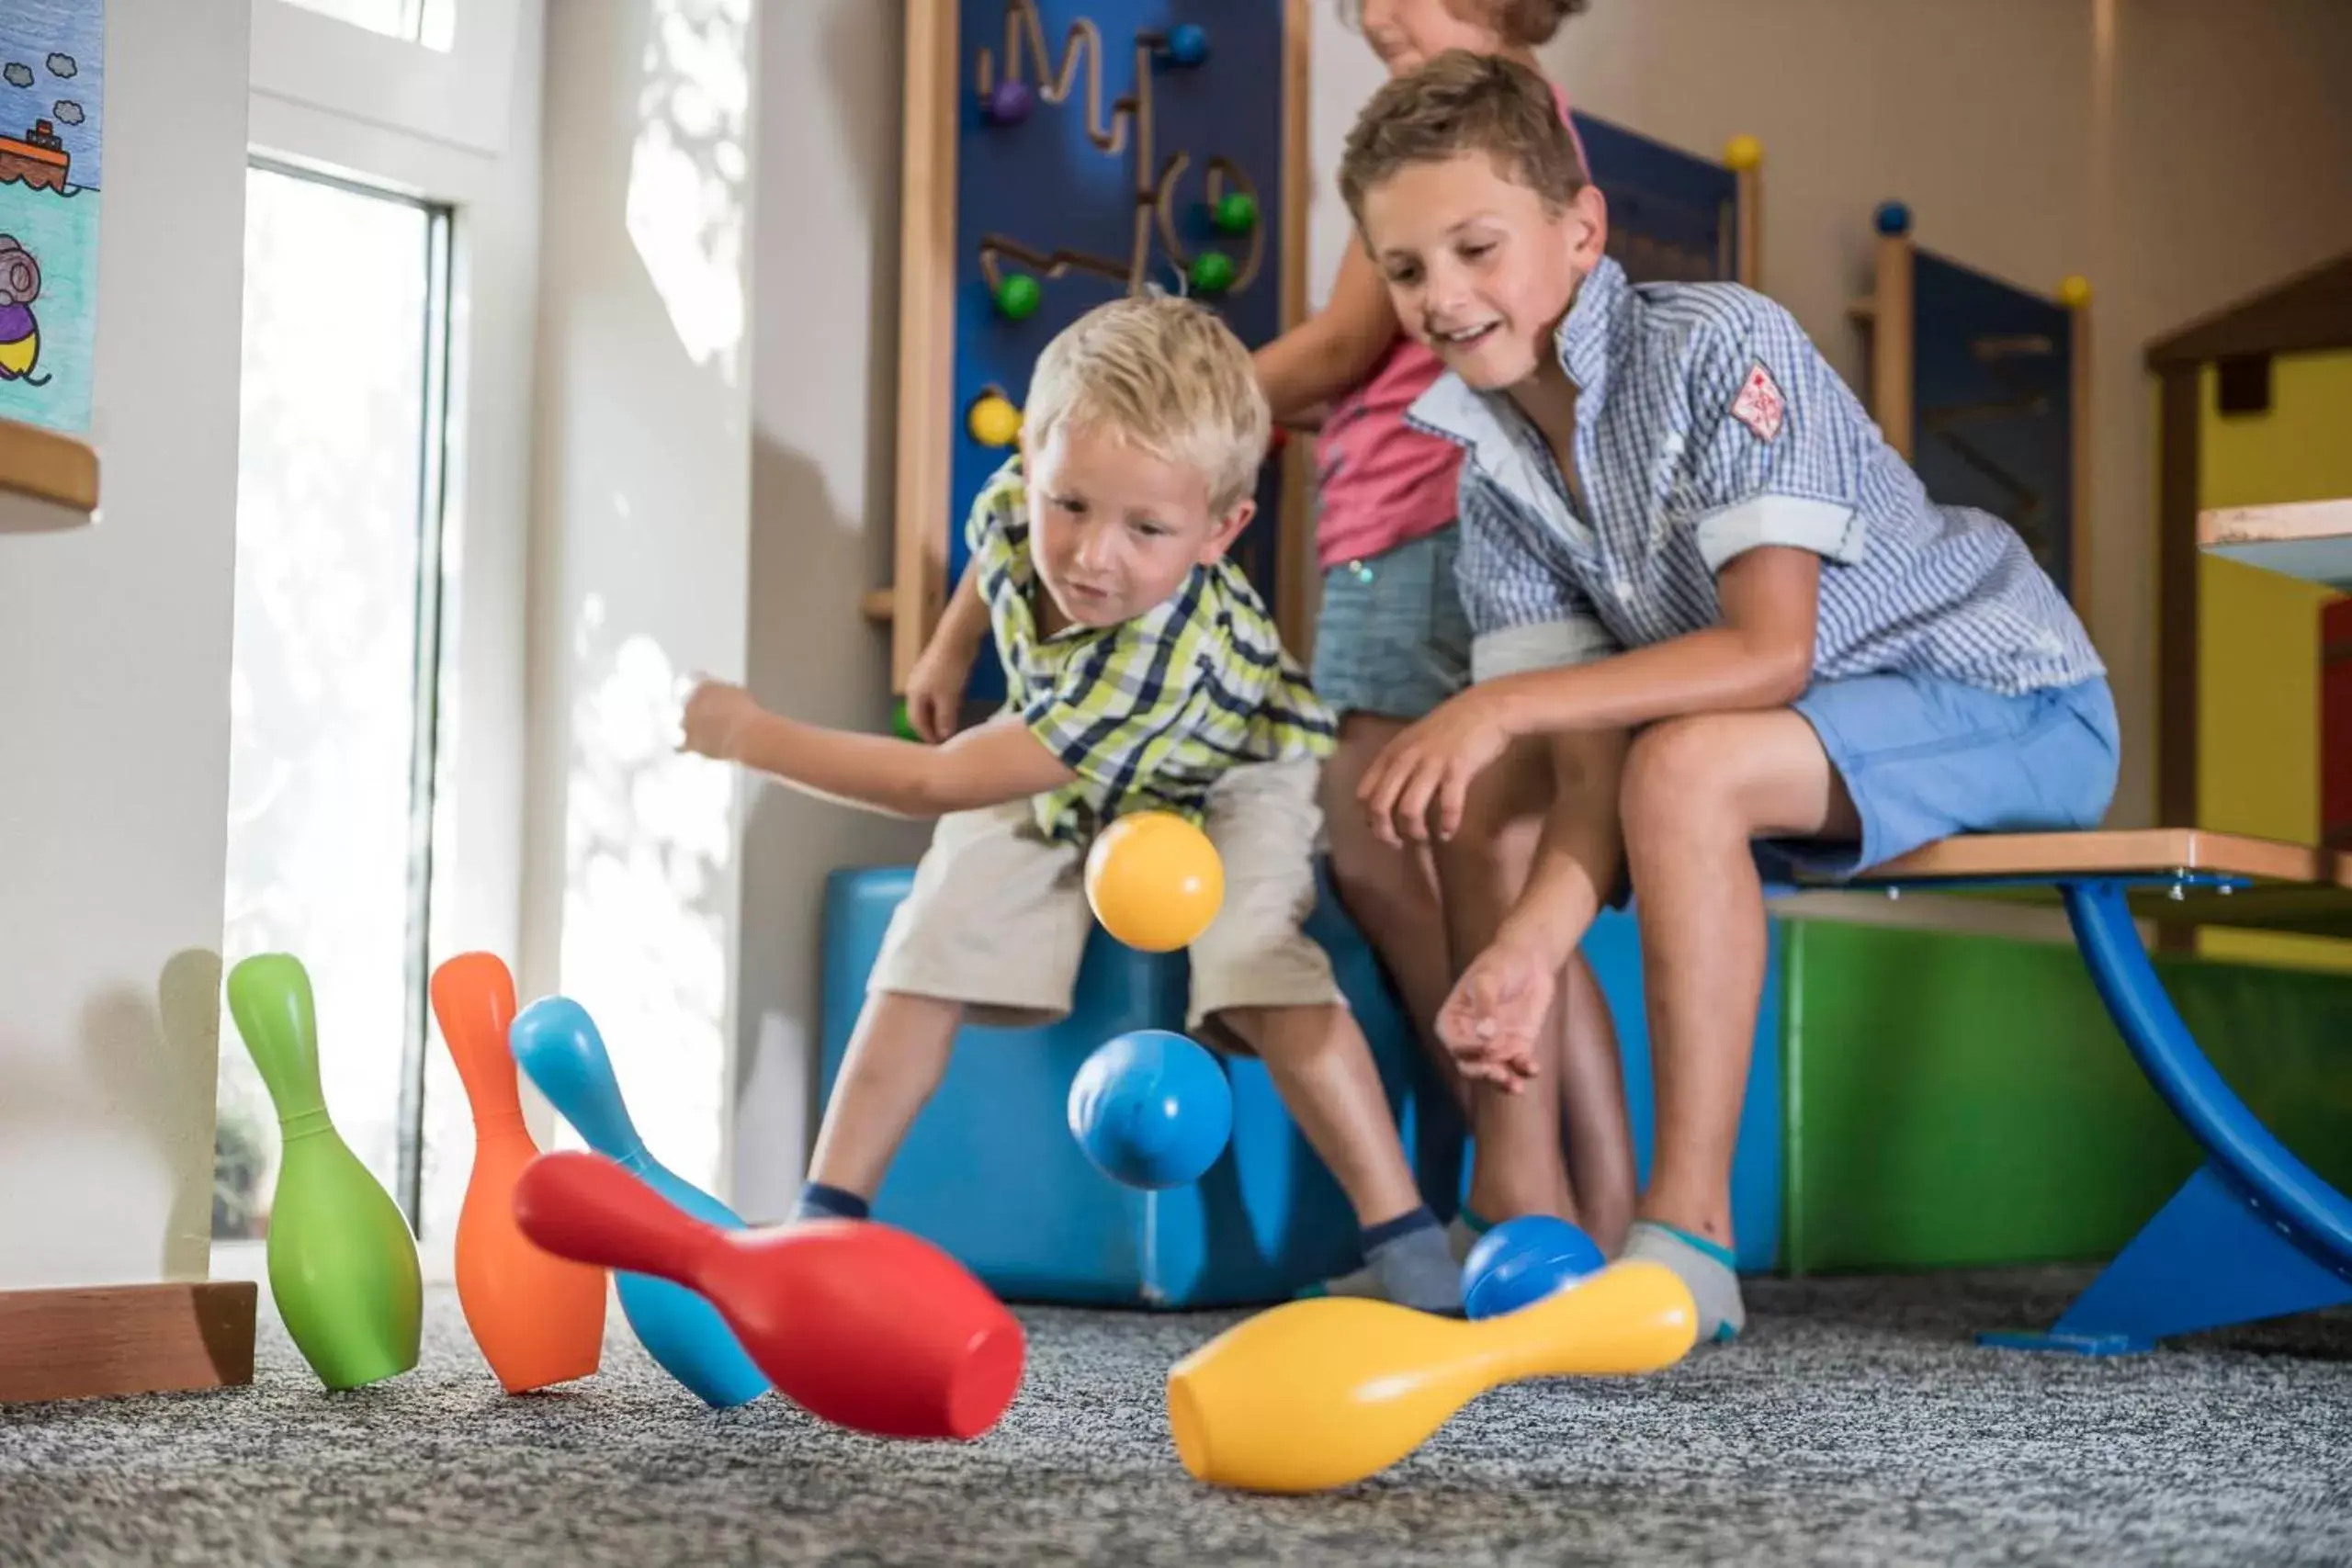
left=1438, top=942, right=1553, bottom=1092
left=678, top=676, right=766, bottom=761
left=1357, top=689, right=1511, bottom=846
left=902, top=639, right=975, bottom=744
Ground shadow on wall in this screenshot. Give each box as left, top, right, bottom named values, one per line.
left=727, top=0, right=936, bottom=1219
left=0, top=949, right=222, bottom=1286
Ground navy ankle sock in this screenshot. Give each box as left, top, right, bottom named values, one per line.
left=793, top=1181, right=870, bottom=1222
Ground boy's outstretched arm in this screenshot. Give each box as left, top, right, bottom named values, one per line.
left=1253, top=243, right=1401, bottom=426
left=680, top=683, right=1075, bottom=818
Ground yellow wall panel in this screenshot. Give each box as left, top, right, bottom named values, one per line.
left=2194, top=351, right=2352, bottom=973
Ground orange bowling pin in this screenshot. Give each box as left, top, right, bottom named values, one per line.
left=430, top=952, right=606, bottom=1392
left=1166, top=1258, right=1697, bottom=1493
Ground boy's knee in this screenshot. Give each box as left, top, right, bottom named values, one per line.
left=1623, top=716, right=1742, bottom=835
left=1326, top=833, right=1437, bottom=934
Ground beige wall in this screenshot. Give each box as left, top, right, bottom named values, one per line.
left=0, top=0, right=251, bottom=1290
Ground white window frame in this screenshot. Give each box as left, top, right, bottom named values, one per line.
left=215, top=0, right=544, bottom=1285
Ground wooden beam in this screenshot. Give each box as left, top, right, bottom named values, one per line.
left=2156, top=367, right=2201, bottom=830
left=0, top=414, right=99, bottom=525
left=2068, top=288, right=2092, bottom=619
left=2145, top=253, right=2352, bottom=368
left=1275, top=0, right=1316, bottom=660
left=891, top=0, right=960, bottom=694
left=860, top=586, right=896, bottom=623
left=1861, top=827, right=2344, bottom=888
left=2199, top=497, right=2352, bottom=548
left=1871, top=232, right=1914, bottom=461
left=0, top=1280, right=256, bottom=1404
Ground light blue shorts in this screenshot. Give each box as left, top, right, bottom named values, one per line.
left=1308, top=525, right=1473, bottom=722
left=1767, top=671, right=2122, bottom=880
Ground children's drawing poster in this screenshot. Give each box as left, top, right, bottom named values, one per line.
left=0, top=0, right=103, bottom=437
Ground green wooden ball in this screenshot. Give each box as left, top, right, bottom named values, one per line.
left=1190, top=251, right=1237, bottom=294
left=995, top=275, right=1043, bottom=321
left=1212, top=191, right=1258, bottom=235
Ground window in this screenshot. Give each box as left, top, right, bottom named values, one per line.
left=213, top=164, right=454, bottom=1241
left=279, top=0, right=456, bottom=51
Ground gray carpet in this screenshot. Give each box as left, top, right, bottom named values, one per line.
left=4, top=1272, right=2348, bottom=1565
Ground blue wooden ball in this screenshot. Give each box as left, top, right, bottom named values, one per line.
left=985, top=78, right=1035, bottom=126
left=1166, top=23, right=1208, bottom=67
left=1873, top=200, right=1913, bottom=237
left=1462, top=1215, right=1605, bottom=1319
left=1066, top=1030, right=1232, bottom=1189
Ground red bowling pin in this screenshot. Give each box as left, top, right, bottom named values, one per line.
left=430, top=953, right=606, bottom=1393
left=512, top=1151, right=1024, bottom=1438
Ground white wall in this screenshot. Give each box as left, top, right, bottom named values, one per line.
left=524, top=0, right=760, bottom=1200
left=729, top=0, right=933, bottom=1219
left=0, top=0, right=251, bottom=1290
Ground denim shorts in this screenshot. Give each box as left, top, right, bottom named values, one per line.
left=1309, top=525, right=1474, bottom=722
left=1767, top=671, right=2123, bottom=879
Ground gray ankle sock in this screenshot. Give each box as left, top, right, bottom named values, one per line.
left=1364, top=1213, right=1464, bottom=1315
left=1623, top=1220, right=1745, bottom=1343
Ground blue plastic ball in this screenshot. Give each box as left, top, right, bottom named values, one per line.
left=1462, top=1215, right=1605, bottom=1319
left=1873, top=200, right=1913, bottom=237
left=1066, top=1030, right=1232, bottom=1189
left=1166, top=23, right=1208, bottom=67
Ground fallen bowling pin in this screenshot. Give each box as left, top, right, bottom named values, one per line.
left=1165, top=1258, right=1697, bottom=1493
left=513, top=1150, right=1026, bottom=1439
left=510, top=996, right=770, bottom=1408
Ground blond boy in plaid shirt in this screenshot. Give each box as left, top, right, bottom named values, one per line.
left=682, top=294, right=1465, bottom=1312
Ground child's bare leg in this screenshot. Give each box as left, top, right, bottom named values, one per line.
left=1555, top=951, right=1636, bottom=1256
left=1218, top=1002, right=1458, bottom=1311
left=1217, top=1004, right=1424, bottom=1224
left=1199, top=757, right=1459, bottom=1311
left=1620, top=709, right=1857, bottom=1337
left=797, top=990, right=965, bottom=1217
left=1437, top=732, right=1633, bottom=1239
left=1319, top=714, right=1467, bottom=1111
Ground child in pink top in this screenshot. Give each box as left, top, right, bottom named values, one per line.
left=1254, top=0, right=1634, bottom=1285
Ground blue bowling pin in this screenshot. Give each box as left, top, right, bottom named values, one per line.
left=508, top=996, right=770, bottom=1407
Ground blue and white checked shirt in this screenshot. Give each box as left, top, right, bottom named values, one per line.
left=1407, top=255, right=2105, bottom=697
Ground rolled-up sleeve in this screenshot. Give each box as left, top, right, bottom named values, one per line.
left=1686, top=298, right=1870, bottom=574
left=1455, top=477, right=1615, bottom=682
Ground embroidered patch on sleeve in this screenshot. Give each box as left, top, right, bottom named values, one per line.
left=1730, top=362, right=1787, bottom=442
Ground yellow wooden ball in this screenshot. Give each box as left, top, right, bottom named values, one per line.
left=1724, top=134, right=1764, bottom=171
left=967, top=393, right=1022, bottom=448
left=2058, top=275, right=2091, bottom=308
left=1084, top=811, right=1224, bottom=953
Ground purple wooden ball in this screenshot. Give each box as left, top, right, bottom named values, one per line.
left=986, top=79, right=1035, bottom=126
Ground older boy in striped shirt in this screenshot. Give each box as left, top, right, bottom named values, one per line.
left=681, top=293, right=1465, bottom=1313
left=1336, top=52, right=2120, bottom=1339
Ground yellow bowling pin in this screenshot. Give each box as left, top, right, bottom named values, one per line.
left=1165, top=1258, right=1697, bottom=1493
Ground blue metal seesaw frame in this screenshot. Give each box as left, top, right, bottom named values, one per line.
left=1842, top=851, right=2352, bottom=1354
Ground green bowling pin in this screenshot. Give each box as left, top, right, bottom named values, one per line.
left=227, top=953, right=423, bottom=1390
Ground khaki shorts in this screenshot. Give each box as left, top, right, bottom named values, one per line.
left=867, top=757, right=1343, bottom=1032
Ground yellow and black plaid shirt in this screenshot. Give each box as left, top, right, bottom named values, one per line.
left=967, top=457, right=1337, bottom=845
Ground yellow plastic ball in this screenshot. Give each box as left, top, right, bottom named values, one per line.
left=2057, top=274, right=2091, bottom=308
left=1084, top=811, right=1224, bottom=953
left=967, top=393, right=1023, bottom=448
left=1724, top=134, right=1764, bottom=172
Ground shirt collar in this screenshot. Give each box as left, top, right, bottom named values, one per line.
left=1405, top=254, right=1630, bottom=460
